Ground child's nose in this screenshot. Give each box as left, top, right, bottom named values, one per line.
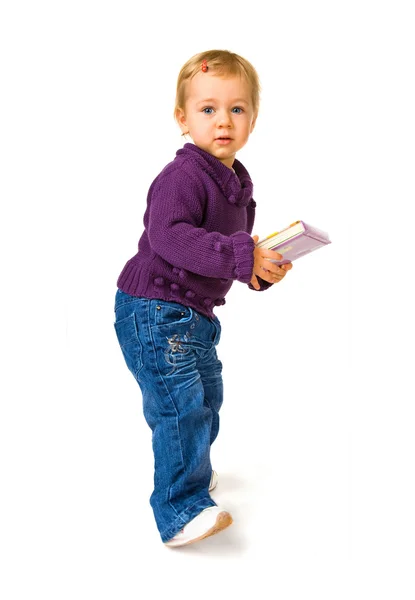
left=216, top=110, right=232, bottom=127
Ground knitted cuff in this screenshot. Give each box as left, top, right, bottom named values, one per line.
left=231, top=231, right=255, bottom=284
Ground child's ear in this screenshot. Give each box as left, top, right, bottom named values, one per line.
left=176, top=108, right=188, bottom=134
left=250, top=112, right=258, bottom=133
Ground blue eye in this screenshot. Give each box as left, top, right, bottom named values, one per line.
left=232, top=107, right=243, bottom=114
left=202, top=107, right=214, bottom=114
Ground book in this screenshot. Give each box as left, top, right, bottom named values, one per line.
left=257, top=220, right=331, bottom=265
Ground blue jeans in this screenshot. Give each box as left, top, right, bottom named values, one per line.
left=114, top=290, right=223, bottom=542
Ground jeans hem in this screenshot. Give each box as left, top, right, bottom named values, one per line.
left=160, top=496, right=217, bottom=543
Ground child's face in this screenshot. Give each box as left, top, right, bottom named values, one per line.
left=177, top=71, right=257, bottom=169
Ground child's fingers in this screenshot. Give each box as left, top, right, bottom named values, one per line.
left=261, top=248, right=283, bottom=261
left=251, top=275, right=260, bottom=289
left=260, top=259, right=285, bottom=276
left=255, top=267, right=286, bottom=284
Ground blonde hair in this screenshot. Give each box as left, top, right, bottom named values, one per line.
left=174, top=49, right=261, bottom=122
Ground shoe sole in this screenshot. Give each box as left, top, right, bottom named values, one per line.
left=166, top=511, right=233, bottom=548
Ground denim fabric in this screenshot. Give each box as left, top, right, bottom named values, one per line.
left=114, top=290, right=223, bottom=542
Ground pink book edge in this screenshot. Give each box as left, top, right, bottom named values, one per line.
left=264, top=221, right=331, bottom=265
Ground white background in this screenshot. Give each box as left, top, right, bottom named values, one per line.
left=1, top=1, right=414, bottom=598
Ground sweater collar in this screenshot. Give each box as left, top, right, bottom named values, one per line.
left=176, top=143, right=254, bottom=207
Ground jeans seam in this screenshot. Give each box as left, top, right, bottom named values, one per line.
left=146, top=300, right=185, bottom=520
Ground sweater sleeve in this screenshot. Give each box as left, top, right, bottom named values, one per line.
left=147, top=169, right=254, bottom=283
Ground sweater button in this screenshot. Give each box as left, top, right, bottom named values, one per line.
left=185, top=290, right=195, bottom=299
left=154, top=277, right=164, bottom=286
left=214, top=298, right=226, bottom=306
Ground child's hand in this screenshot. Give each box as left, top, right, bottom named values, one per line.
left=250, top=235, right=293, bottom=290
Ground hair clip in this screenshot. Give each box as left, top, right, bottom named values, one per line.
left=201, top=59, right=208, bottom=73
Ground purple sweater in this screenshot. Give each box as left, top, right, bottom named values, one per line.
left=117, top=143, right=270, bottom=318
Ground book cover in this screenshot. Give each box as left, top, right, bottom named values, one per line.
left=257, top=220, right=331, bottom=265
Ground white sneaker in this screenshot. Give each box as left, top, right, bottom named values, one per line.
left=164, top=506, right=233, bottom=548
left=209, top=470, right=218, bottom=492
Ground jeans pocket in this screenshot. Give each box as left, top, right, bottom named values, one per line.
left=153, top=300, right=193, bottom=327
left=114, top=313, right=143, bottom=379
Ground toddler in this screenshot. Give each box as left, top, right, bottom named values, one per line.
left=114, top=49, right=292, bottom=547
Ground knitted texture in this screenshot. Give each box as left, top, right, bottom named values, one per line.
left=117, top=143, right=269, bottom=318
